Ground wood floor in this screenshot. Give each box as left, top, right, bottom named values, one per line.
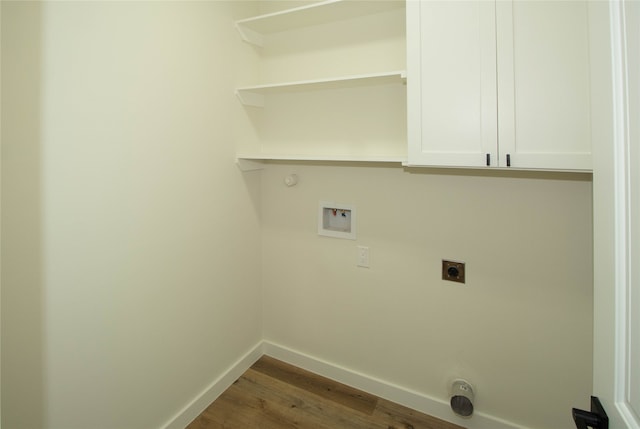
left=186, top=356, right=465, bottom=429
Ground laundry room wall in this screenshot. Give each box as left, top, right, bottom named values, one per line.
left=1, top=2, right=262, bottom=428
left=261, top=163, right=593, bottom=429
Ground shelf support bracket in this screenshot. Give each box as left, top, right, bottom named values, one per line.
left=235, top=24, right=264, bottom=47
left=236, top=158, right=265, bottom=172
left=236, top=90, right=265, bottom=108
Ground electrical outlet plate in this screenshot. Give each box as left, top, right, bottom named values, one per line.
left=442, top=260, right=465, bottom=283
left=357, top=245, right=370, bottom=268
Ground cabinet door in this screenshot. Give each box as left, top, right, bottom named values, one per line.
left=407, top=0, right=497, bottom=167
left=497, top=1, right=592, bottom=170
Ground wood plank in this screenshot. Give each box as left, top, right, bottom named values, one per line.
left=373, top=398, right=466, bottom=429
left=202, top=375, right=308, bottom=429
left=251, top=355, right=378, bottom=415
left=185, top=356, right=467, bottom=429
left=194, top=369, right=373, bottom=429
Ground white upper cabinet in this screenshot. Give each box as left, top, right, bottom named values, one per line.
left=407, top=0, right=593, bottom=171
left=497, top=1, right=592, bottom=170
left=407, top=1, right=497, bottom=168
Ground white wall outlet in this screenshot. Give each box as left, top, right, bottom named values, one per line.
left=357, top=246, right=370, bottom=268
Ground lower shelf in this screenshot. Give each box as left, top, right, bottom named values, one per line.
left=236, top=154, right=407, bottom=171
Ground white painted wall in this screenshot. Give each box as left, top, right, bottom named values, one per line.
left=261, top=164, right=593, bottom=429
left=1, top=2, right=596, bottom=429
left=1, top=2, right=262, bottom=428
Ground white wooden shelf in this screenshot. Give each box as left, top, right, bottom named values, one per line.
left=236, top=71, right=406, bottom=107
left=235, top=0, right=405, bottom=47
left=234, top=1, right=406, bottom=171
left=236, top=154, right=407, bottom=171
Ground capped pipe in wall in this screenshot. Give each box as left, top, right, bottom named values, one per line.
left=284, top=174, right=298, bottom=187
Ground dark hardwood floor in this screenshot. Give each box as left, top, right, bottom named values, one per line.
left=186, top=355, right=466, bottom=429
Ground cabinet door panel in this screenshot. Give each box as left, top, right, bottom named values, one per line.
left=407, top=1, right=497, bottom=167
left=497, top=0, right=592, bottom=170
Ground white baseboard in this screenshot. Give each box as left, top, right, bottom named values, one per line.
left=262, top=341, right=523, bottom=429
left=160, top=340, right=523, bottom=429
left=161, top=342, right=264, bottom=429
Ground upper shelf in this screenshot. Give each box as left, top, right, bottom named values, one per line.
left=235, top=0, right=406, bottom=46
left=236, top=71, right=407, bottom=107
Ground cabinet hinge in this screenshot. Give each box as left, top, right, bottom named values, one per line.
left=486, top=153, right=490, bottom=166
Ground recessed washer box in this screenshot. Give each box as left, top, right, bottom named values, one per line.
left=318, top=201, right=356, bottom=240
